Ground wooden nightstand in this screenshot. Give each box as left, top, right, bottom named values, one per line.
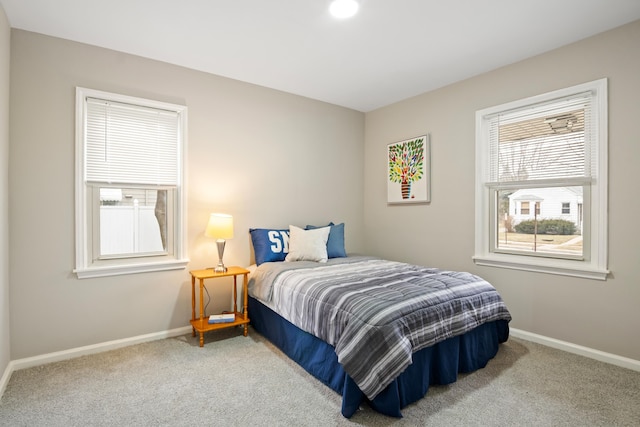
left=189, top=266, right=250, bottom=347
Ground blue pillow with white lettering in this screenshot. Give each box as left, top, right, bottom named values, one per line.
left=305, top=222, right=347, bottom=259
left=250, top=228, right=290, bottom=266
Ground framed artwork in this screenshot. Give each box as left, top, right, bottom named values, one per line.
left=387, top=134, right=430, bottom=204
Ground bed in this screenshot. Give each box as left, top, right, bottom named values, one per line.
left=247, top=225, right=511, bottom=418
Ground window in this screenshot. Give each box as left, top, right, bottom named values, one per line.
left=75, top=88, right=188, bottom=278
left=474, top=79, right=608, bottom=280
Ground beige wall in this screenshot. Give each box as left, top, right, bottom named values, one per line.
left=364, top=20, right=640, bottom=360
left=7, top=17, right=640, bottom=365
left=9, top=30, right=364, bottom=359
left=0, top=5, right=10, bottom=376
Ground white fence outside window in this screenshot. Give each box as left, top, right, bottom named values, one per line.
left=100, top=202, right=164, bottom=256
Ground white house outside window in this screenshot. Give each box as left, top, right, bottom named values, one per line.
left=474, top=79, right=608, bottom=280
left=75, top=87, right=188, bottom=278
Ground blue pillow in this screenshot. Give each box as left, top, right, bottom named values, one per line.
left=305, top=222, right=346, bottom=258
left=249, top=228, right=290, bottom=266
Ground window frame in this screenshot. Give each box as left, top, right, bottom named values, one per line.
left=74, top=87, right=189, bottom=278
left=473, top=79, right=608, bottom=280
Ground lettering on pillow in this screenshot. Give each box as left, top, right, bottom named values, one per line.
left=268, top=230, right=289, bottom=254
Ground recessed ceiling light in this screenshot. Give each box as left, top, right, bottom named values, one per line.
left=329, top=0, right=359, bottom=19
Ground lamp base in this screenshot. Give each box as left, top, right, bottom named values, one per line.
left=214, top=240, right=228, bottom=273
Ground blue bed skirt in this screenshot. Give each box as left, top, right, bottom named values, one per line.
left=248, top=296, right=509, bottom=418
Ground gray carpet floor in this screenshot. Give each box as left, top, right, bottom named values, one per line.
left=1, top=326, right=639, bottom=426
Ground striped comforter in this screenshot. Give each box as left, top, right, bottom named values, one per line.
left=249, top=256, right=511, bottom=400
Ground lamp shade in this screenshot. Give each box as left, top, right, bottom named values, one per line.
left=205, top=213, right=234, bottom=240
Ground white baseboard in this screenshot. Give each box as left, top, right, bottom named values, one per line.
left=509, top=328, right=640, bottom=372
left=0, top=360, right=14, bottom=400
left=0, top=325, right=192, bottom=400
left=3, top=326, right=639, bottom=401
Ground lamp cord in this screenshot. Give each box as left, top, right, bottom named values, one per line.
left=203, top=284, right=211, bottom=317
left=203, top=283, right=233, bottom=317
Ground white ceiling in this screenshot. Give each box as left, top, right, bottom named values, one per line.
left=2, top=0, right=640, bottom=112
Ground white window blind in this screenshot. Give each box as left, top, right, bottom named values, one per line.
left=487, top=92, right=596, bottom=184
left=85, top=98, right=179, bottom=185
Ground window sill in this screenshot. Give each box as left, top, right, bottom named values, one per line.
left=472, top=254, right=609, bottom=281
left=74, top=258, right=190, bottom=279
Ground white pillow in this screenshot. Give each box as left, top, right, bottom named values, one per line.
left=285, top=225, right=330, bottom=263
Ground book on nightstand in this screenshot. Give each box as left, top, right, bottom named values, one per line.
left=208, top=313, right=235, bottom=324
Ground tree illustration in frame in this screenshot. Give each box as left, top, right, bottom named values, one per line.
left=387, top=134, right=430, bottom=203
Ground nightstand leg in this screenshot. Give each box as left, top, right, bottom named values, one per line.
left=243, top=273, right=249, bottom=337
left=191, top=275, right=196, bottom=337
left=199, top=278, right=205, bottom=346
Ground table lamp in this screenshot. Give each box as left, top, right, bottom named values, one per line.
left=205, top=213, right=234, bottom=273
